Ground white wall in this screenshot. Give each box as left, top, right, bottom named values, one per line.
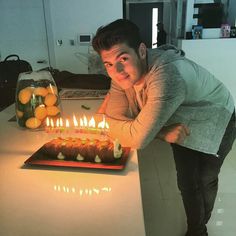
left=178, top=38, right=236, bottom=103
left=0, top=0, right=122, bottom=73
left=0, top=0, right=50, bottom=70
left=48, top=0, right=123, bottom=73
left=185, top=0, right=196, bottom=33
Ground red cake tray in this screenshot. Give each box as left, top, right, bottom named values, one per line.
left=24, top=146, right=131, bottom=170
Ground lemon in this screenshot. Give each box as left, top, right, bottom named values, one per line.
left=16, top=109, right=24, bottom=118
left=44, top=94, right=57, bottom=106
left=47, top=85, right=58, bottom=95
left=25, top=117, right=42, bottom=129
left=26, top=86, right=35, bottom=92
left=18, top=88, right=32, bottom=104
left=34, top=87, right=48, bottom=97
left=34, top=105, right=47, bottom=120
left=46, top=106, right=60, bottom=116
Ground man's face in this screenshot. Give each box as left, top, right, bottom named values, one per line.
left=100, top=43, right=146, bottom=89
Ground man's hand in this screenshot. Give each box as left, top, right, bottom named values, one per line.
left=156, top=123, right=190, bottom=144
left=97, top=93, right=110, bottom=114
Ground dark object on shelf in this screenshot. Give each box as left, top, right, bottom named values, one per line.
left=54, top=70, right=111, bottom=90
left=230, top=26, right=236, bottom=38
left=186, top=31, right=193, bottom=39
left=194, top=3, right=224, bottom=28
left=221, top=24, right=231, bottom=38
left=192, top=25, right=203, bottom=39
left=0, top=54, right=32, bottom=111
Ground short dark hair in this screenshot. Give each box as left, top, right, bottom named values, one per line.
left=92, top=19, right=142, bottom=54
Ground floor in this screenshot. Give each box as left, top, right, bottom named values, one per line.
left=138, top=139, right=236, bottom=236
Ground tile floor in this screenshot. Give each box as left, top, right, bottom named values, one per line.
left=138, top=139, right=236, bottom=236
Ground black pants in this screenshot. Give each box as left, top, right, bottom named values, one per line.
left=171, top=111, right=236, bottom=236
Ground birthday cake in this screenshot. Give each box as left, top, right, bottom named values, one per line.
left=42, top=137, right=123, bottom=163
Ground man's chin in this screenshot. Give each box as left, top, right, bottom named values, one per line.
left=118, top=81, right=134, bottom=90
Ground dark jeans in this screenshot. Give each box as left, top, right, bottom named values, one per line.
left=171, top=111, right=236, bottom=236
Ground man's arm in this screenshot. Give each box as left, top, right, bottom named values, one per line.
left=106, top=67, right=186, bottom=149
left=97, top=93, right=190, bottom=145
left=97, top=93, right=110, bottom=114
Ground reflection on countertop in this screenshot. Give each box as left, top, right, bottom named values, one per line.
left=53, top=184, right=112, bottom=197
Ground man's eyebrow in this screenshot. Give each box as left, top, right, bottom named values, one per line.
left=103, top=51, right=128, bottom=64
left=116, top=51, right=128, bottom=59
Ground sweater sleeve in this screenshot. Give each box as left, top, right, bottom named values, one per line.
left=105, top=81, right=134, bottom=120
left=106, top=64, right=186, bottom=149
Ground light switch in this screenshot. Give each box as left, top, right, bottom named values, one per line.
left=56, top=40, right=63, bottom=46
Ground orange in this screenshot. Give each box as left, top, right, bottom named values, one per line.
left=34, top=105, right=47, bottom=120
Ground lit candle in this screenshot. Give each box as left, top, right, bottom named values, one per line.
left=79, top=118, right=83, bottom=132
left=45, top=117, right=50, bottom=133
left=65, top=118, right=70, bottom=137
left=56, top=118, right=60, bottom=133
left=73, top=114, right=80, bottom=133
left=88, top=116, right=97, bottom=134
left=59, top=117, right=69, bottom=138
left=59, top=117, right=63, bottom=133
left=83, top=115, right=88, bottom=133
left=101, top=115, right=110, bottom=139
left=50, top=118, right=55, bottom=133
left=44, top=114, right=110, bottom=137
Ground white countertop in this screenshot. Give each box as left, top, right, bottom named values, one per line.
left=0, top=100, right=146, bottom=236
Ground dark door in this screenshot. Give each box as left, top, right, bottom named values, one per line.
left=128, top=3, right=163, bottom=48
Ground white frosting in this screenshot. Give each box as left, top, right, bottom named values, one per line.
left=57, top=152, right=65, bottom=160
left=113, top=139, right=123, bottom=158
left=95, top=155, right=102, bottom=163
left=76, top=154, right=84, bottom=161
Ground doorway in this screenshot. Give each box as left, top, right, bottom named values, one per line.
left=124, top=0, right=164, bottom=48
left=123, top=0, right=186, bottom=47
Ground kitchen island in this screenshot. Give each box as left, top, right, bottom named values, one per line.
left=0, top=100, right=145, bottom=236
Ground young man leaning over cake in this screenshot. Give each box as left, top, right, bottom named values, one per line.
left=92, top=19, right=236, bottom=236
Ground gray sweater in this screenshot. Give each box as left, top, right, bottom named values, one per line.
left=105, top=45, right=235, bottom=155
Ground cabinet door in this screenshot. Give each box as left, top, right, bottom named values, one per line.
left=0, top=0, right=49, bottom=71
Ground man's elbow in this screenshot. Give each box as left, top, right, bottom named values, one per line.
left=127, top=138, right=149, bottom=150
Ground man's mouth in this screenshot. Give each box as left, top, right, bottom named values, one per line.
left=117, top=74, right=130, bottom=82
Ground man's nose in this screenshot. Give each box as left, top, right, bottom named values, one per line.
left=115, top=62, right=123, bottom=73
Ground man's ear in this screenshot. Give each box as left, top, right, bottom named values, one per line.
left=138, top=43, right=147, bottom=59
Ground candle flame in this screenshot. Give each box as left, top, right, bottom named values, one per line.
left=97, top=121, right=104, bottom=129
left=50, top=118, right=54, bottom=127
left=45, top=115, right=109, bottom=132
left=89, top=116, right=95, bottom=128
left=73, top=114, right=78, bottom=127
left=65, top=119, right=70, bottom=128
left=83, top=115, right=88, bottom=127
left=80, top=118, right=84, bottom=127
left=56, top=118, right=60, bottom=127
left=97, top=115, right=109, bottom=130
left=59, top=117, right=63, bottom=127
left=46, top=117, right=50, bottom=126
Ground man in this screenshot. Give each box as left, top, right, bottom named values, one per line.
left=92, top=19, right=235, bottom=236
left=153, top=22, right=167, bottom=47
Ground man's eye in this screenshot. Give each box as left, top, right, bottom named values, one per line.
left=120, top=57, right=128, bottom=63
left=104, top=63, right=112, bottom=68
